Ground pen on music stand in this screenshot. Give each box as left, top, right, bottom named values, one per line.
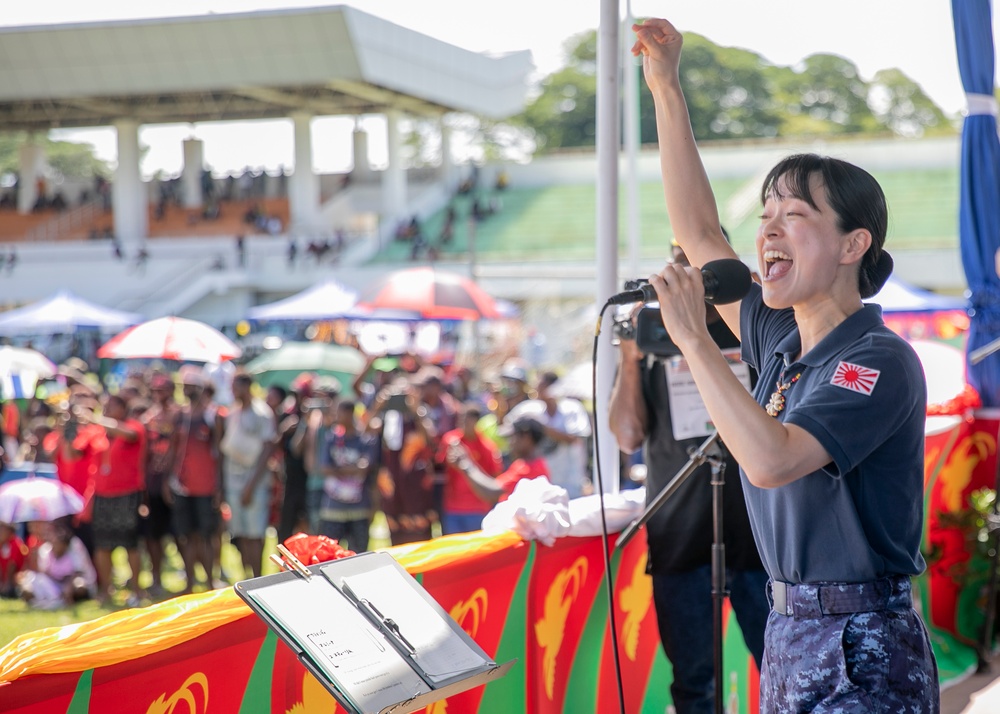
left=362, top=598, right=416, bottom=654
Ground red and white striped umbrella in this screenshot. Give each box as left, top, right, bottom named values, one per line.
left=98, top=316, right=242, bottom=363
left=355, top=267, right=502, bottom=321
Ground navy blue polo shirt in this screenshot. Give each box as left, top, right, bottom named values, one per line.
left=739, top=284, right=927, bottom=584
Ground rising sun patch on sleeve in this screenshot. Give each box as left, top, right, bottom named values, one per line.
left=830, top=361, right=880, bottom=396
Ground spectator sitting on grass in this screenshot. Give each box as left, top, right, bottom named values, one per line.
left=17, top=523, right=96, bottom=609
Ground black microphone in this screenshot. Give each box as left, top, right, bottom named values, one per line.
left=606, top=258, right=752, bottom=306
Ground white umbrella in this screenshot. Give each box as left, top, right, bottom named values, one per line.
left=0, top=475, right=84, bottom=523
left=0, top=346, right=56, bottom=400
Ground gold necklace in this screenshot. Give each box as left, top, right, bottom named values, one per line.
left=766, top=371, right=802, bottom=417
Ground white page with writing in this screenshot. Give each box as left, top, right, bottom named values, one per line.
left=335, top=564, right=489, bottom=683
left=249, top=576, right=430, bottom=712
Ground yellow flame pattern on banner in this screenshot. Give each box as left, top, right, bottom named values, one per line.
left=449, top=588, right=489, bottom=639
left=937, top=432, right=995, bottom=512
left=145, top=672, right=209, bottom=714
left=618, top=552, right=652, bottom=661
left=535, top=556, right=588, bottom=700
left=426, top=697, right=448, bottom=714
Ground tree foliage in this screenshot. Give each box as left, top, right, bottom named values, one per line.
left=0, top=132, right=110, bottom=180
left=668, top=33, right=782, bottom=141
left=518, top=30, right=600, bottom=152
left=519, top=29, right=954, bottom=152
left=868, top=68, right=950, bottom=138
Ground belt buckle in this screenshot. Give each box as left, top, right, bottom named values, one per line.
left=772, top=581, right=790, bottom=616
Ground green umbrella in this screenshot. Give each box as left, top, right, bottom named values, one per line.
left=244, top=342, right=366, bottom=394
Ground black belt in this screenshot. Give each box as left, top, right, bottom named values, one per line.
left=768, top=576, right=912, bottom=618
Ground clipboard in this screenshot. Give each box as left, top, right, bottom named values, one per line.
left=234, top=549, right=515, bottom=714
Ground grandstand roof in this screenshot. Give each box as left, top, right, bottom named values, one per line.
left=0, top=6, right=533, bottom=130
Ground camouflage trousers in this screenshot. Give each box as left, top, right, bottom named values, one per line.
left=760, top=576, right=939, bottom=713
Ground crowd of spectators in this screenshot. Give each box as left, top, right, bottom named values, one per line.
left=394, top=168, right=507, bottom=262
left=0, top=175, right=113, bottom=215
left=0, top=349, right=595, bottom=611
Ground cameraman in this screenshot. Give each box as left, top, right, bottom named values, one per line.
left=608, top=246, right=769, bottom=714
left=368, top=376, right=438, bottom=545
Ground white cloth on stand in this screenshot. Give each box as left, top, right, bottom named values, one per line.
left=481, top=477, right=646, bottom=545
left=566, top=487, right=646, bottom=537
left=481, top=476, right=571, bottom=546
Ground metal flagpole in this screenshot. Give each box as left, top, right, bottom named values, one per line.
left=596, top=0, right=621, bottom=495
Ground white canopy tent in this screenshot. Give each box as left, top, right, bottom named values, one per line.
left=0, top=290, right=142, bottom=336
left=867, top=276, right=969, bottom=313
left=246, top=281, right=358, bottom=322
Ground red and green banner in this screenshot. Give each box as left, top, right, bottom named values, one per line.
left=922, top=413, right=1000, bottom=680
left=0, top=411, right=993, bottom=713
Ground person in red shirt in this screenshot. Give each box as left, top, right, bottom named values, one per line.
left=446, top=417, right=549, bottom=506
left=437, top=402, right=502, bottom=534
left=43, top=394, right=107, bottom=556
left=140, top=372, right=178, bottom=597
left=86, top=394, right=147, bottom=606
left=0, top=521, right=28, bottom=598
left=167, top=368, right=224, bottom=594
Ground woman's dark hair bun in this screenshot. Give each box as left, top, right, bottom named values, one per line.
left=860, top=249, right=893, bottom=299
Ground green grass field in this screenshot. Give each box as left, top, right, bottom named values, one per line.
left=0, top=535, right=265, bottom=649
left=0, top=516, right=394, bottom=650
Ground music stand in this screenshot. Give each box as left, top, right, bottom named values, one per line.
left=235, top=549, right=515, bottom=714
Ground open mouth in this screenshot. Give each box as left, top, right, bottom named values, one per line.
left=763, top=250, right=792, bottom=280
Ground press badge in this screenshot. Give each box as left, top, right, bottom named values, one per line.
left=665, top=349, right=752, bottom=441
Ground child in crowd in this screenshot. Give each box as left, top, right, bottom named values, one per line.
left=319, top=401, right=377, bottom=552
left=17, top=523, right=96, bottom=609
left=0, top=521, right=28, bottom=598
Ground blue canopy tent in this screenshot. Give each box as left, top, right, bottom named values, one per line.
left=954, top=0, right=1000, bottom=406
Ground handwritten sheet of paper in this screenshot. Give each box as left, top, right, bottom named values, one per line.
left=335, top=563, right=489, bottom=683
left=248, top=576, right=430, bottom=712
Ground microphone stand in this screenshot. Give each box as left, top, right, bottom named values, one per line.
left=708, top=446, right=729, bottom=714
left=616, top=431, right=720, bottom=550
left=615, top=430, right=730, bottom=714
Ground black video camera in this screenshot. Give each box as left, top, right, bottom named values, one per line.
left=613, top=280, right=740, bottom=357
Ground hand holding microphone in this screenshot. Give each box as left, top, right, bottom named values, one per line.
left=607, top=258, right=751, bottom=306
left=647, top=258, right=750, bottom=353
